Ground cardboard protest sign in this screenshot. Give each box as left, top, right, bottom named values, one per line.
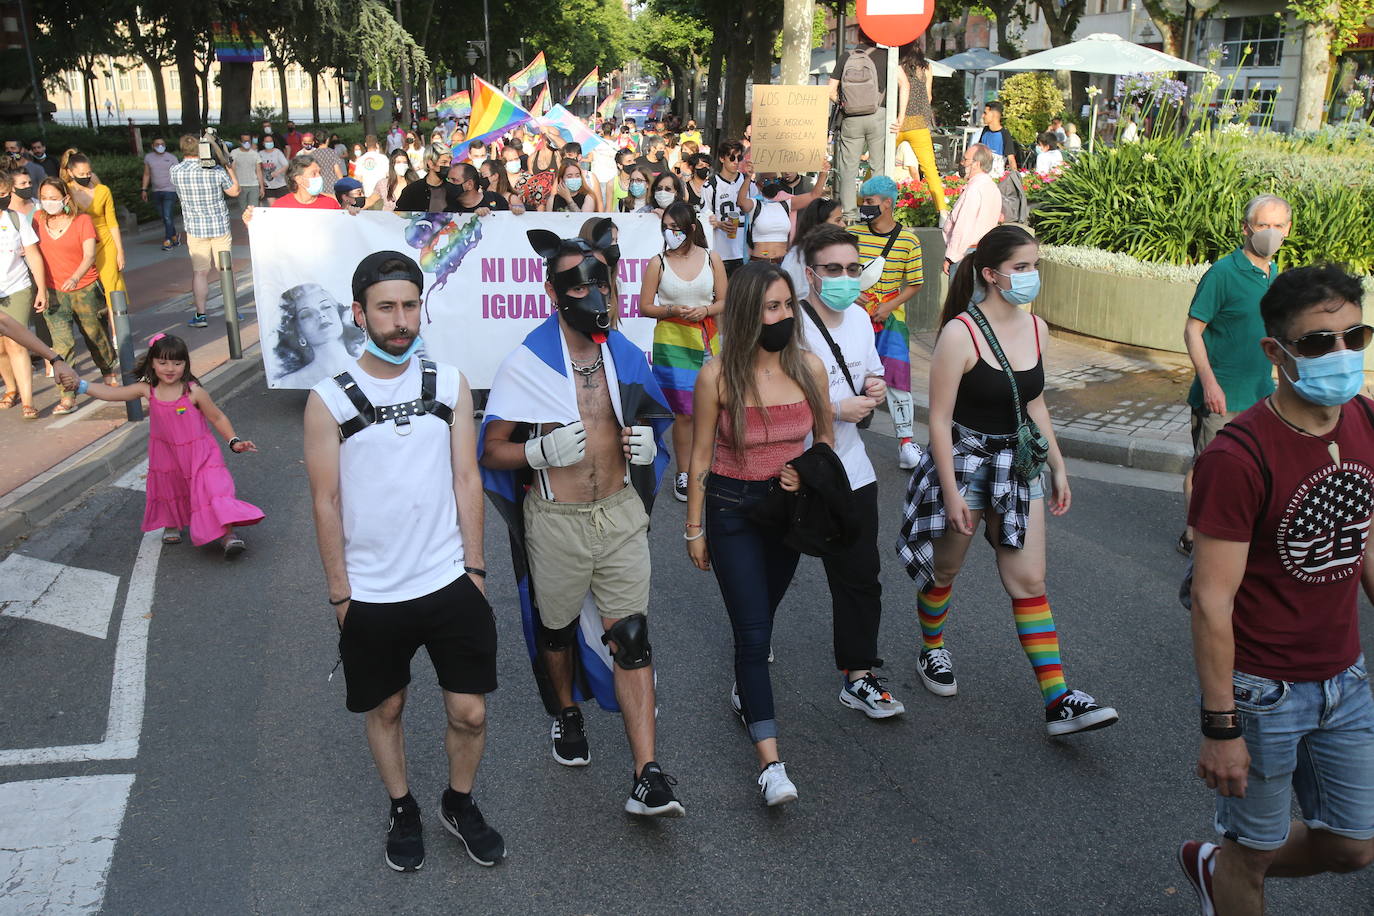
left=750, top=85, right=830, bottom=174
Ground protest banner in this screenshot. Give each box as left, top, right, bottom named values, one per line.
left=749, top=85, right=830, bottom=174
left=248, top=211, right=706, bottom=391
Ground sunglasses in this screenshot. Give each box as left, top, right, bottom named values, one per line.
left=726, top=154, right=742, bottom=161
left=1282, top=324, right=1374, bottom=358
left=810, top=262, right=864, bottom=278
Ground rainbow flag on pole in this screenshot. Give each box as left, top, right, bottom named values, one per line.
left=507, top=51, right=548, bottom=94
left=454, top=77, right=534, bottom=161
left=565, top=67, right=598, bottom=105
left=437, top=90, right=470, bottom=119
left=532, top=84, right=551, bottom=116
left=596, top=88, right=622, bottom=120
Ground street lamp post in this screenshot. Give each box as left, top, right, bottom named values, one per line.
left=482, top=0, right=492, bottom=83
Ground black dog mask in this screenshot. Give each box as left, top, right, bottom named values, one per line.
left=528, top=225, right=616, bottom=342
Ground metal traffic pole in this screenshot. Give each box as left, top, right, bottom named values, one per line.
left=108, top=289, right=142, bottom=421
left=218, top=249, right=243, bottom=360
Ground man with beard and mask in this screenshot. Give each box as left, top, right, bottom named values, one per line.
left=941, top=143, right=1000, bottom=274
left=446, top=162, right=508, bottom=215
left=1178, top=195, right=1291, bottom=557
left=27, top=139, right=58, bottom=179
left=849, top=174, right=923, bottom=470
left=4, top=139, right=44, bottom=187
left=1180, top=265, right=1374, bottom=914
left=304, top=251, right=504, bottom=875
left=480, top=224, right=683, bottom=818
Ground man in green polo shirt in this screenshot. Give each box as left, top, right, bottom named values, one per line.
left=1178, top=194, right=1292, bottom=555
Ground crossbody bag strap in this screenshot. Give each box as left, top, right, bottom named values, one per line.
left=966, top=304, right=1024, bottom=425
left=800, top=300, right=861, bottom=397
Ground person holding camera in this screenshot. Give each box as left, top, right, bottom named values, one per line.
left=169, top=133, right=240, bottom=329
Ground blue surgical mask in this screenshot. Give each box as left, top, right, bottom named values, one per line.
left=995, top=269, right=1040, bottom=306
left=306, top=175, right=324, bottom=196
left=565, top=177, right=583, bottom=192
left=815, top=273, right=861, bottom=312
left=1279, top=345, right=1364, bottom=407
left=365, top=335, right=423, bottom=365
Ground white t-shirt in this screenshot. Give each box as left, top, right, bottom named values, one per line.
left=800, top=304, right=882, bottom=491
left=1035, top=149, right=1064, bottom=173
left=312, top=358, right=466, bottom=603
left=0, top=211, right=39, bottom=297
left=699, top=171, right=747, bottom=260
left=386, top=129, right=406, bottom=153
left=354, top=150, right=390, bottom=195
left=229, top=147, right=260, bottom=186
left=781, top=246, right=810, bottom=300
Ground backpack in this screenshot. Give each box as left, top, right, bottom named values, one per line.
left=840, top=48, right=881, bottom=117
left=1000, top=168, right=1029, bottom=224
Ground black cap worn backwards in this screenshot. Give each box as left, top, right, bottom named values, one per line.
left=351, top=250, right=425, bottom=305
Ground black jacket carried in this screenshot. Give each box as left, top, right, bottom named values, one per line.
left=749, top=442, right=859, bottom=557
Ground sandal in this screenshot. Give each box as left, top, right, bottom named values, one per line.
left=21, top=405, right=39, bottom=420
left=222, top=535, right=246, bottom=559
left=0, top=392, right=17, bottom=409
left=162, top=529, right=182, bottom=545
left=51, top=398, right=77, bottom=416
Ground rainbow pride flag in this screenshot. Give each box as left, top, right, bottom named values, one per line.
left=565, top=67, right=598, bottom=104
left=595, top=88, right=622, bottom=120
left=507, top=51, right=548, bottom=94
left=532, top=84, right=551, bottom=116
left=437, top=90, right=470, bottom=119
left=454, top=77, right=534, bottom=161
left=213, top=23, right=263, bottom=63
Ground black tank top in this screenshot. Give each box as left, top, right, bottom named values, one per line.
left=950, top=314, right=1045, bottom=435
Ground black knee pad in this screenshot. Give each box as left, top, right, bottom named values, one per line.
left=602, top=613, right=651, bottom=670
left=538, top=619, right=577, bottom=651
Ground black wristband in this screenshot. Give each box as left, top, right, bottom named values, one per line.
left=328, top=594, right=350, bottom=606
left=464, top=566, right=486, bottom=578
left=228, top=437, right=242, bottom=452
left=50, top=355, right=65, bottom=363
left=1201, top=709, right=1243, bottom=740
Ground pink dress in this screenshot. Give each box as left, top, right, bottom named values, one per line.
left=142, top=384, right=264, bottom=545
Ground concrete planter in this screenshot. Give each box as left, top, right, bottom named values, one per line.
left=1036, top=261, right=1194, bottom=354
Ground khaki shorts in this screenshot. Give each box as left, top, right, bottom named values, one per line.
left=187, top=233, right=232, bottom=272
left=1191, top=407, right=1238, bottom=456
left=523, top=484, right=651, bottom=630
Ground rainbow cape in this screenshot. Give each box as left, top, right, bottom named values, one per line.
left=507, top=51, right=548, bottom=94
left=454, top=77, right=534, bottom=161
left=437, top=90, right=470, bottom=119
left=596, top=88, right=622, bottom=120
left=565, top=67, right=598, bottom=104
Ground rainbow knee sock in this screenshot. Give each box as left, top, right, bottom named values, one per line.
left=1013, top=595, right=1067, bottom=707
left=917, top=584, right=952, bottom=650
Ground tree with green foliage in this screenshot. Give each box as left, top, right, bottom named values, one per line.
left=1290, top=0, right=1374, bottom=129
left=999, top=72, right=1062, bottom=146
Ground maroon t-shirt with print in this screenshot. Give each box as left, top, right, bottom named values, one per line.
left=1189, top=397, right=1374, bottom=682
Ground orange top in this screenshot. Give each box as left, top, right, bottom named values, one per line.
left=712, top=400, right=813, bottom=481
left=35, top=213, right=100, bottom=290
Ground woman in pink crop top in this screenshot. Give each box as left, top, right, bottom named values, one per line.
left=683, top=261, right=832, bottom=807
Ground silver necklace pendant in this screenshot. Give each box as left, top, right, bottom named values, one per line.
left=571, top=355, right=604, bottom=377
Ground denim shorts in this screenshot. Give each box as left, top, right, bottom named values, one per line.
left=961, top=462, right=1043, bottom=510
left=1215, top=655, right=1374, bottom=850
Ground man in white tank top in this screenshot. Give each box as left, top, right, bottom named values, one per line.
left=304, top=251, right=503, bottom=874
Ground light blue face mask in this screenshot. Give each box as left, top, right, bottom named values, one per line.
left=995, top=269, right=1040, bottom=305
left=815, top=273, right=861, bottom=312
left=1279, top=344, right=1364, bottom=407
left=366, top=335, right=422, bottom=365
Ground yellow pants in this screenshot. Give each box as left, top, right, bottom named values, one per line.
left=897, top=128, right=947, bottom=213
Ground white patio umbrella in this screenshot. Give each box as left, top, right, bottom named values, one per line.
left=990, top=33, right=1210, bottom=153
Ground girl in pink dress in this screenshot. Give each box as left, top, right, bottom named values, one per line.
left=79, top=334, right=264, bottom=557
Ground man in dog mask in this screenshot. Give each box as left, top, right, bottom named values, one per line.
left=481, top=220, right=682, bottom=818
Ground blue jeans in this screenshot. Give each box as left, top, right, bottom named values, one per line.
left=1217, top=655, right=1374, bottom=850
left=151, top=190, right=177, bottom=242
left=705, top=473, right=801, bottom=743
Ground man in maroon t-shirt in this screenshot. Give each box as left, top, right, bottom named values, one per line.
left=1182, top=266, right=1374, bottom=913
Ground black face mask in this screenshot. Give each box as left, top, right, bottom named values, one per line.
left=760, top=181, right=785, bottom=200
left=694, top=167, right=710, bottom=180
left=0, top=194, right=9, bottom=210
left=551, top=253, right=612, bottom=341
left=758, top=317, right=795, bottom=352
left=477, top=176, right=489, bottom=192
left=14, top=187, right=33, bottom=201
left=74, top=176, right=94, bottom=188
left=858, top=204, right=881, bottom=221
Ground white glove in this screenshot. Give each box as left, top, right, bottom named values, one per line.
left=624, top=425, right=657, bottom=466
left=525, top=421, right=587, bottom=469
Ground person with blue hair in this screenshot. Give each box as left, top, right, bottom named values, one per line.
left=849, top=173, right=924, bottom=469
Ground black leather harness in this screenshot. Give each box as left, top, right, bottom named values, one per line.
left=332, top=359, right=454, bottom=440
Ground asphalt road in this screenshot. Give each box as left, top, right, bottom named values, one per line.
left=3, top=377, right=1373, bottom=916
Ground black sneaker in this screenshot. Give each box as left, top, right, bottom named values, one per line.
left=384, top=798, right=424, bottom=872
left=674, top=472, right=688, bottom=502
left=624, top=761, right=685, bottom=817
left=439, top=792, right=505, bottom=866
left=917, top=647, right=958, bottom=696
left=1046, top=689, right=1120, bottom=736
left=551, top=705, right=590, bottom=766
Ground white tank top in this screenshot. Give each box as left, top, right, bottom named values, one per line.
left=312, top=359, right=465, bottom=603
left=751, top=198, right=792, bottom=245
left=656, top=250, right=714, bottom=311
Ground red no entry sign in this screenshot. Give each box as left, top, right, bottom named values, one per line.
left=856, top=0, right=935, bottom=46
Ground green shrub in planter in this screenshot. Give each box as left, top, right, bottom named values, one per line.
left=998, top=73, right=1062, bottom=148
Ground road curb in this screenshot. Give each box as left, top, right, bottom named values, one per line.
left=0, top=345, right=265, bottom=552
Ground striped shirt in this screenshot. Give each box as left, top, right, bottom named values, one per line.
left=169, top=159, right=232, bottom=239
left=849, top=224, right=923, bottom=302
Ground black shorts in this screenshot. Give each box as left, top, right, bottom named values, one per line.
left=723, top=258, right=744, bottom=276
left=339, top=574, right=497, bottom=713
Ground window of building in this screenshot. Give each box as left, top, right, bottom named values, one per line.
left=104, top=72, right=114, bottom=92
left=169, top=69, right=179, bottom=91
left=117, top=70, right=131, bottom=92
left=1221, top=15, right=1284, bottom=68
left=137, top=68, right=151, bottom=92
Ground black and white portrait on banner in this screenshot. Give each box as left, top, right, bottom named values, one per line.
left=270, top=283, right=367, bottom=389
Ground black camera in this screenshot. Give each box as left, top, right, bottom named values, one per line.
left=198, top=128, right=233, bottom=169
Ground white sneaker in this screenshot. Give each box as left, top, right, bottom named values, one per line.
left=840, top=672, right=906, bottom=719
left=898, top=441, right=921, bottom=470
left=757, top=761, right=798, bottom=807
left=729, top=682, right=744, bottom=725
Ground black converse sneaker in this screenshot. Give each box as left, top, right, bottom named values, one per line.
left=917, top=647, right=958, bottom=696
left=551, top=705, right=590, bottom=766
left=439, top=791, right=506, bottom=866
left=674, top=472, right=689, bottom=502
left=624, top=761, right=685, bottom=817
left=384, top=797, right=424, bottom=872
left=1045, top=689, right=1120, bottom=736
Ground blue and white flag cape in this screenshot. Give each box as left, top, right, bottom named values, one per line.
left=480, top=314, right=672, bottom=714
